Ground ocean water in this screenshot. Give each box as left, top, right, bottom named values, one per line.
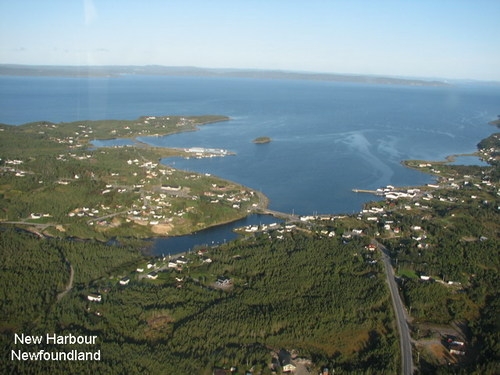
left=2, top=75, right=499, bottom=253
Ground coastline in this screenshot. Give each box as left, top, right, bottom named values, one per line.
left=2, top=114, right=499, bottom=374
left=0, top=114, right=268, bottom=241
left=111, top=121, right=498, bottom=240
left=2, top=111, right=498, bottom=243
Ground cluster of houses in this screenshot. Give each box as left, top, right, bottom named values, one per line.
left=241, top=223, right=302, bottom=241
left=99, top=158, right=257, bottom=227
left=361, top=173, right=497, bottom=218
left=175, top=117, right=195, bottom=128
left=87, top=253, right=202, bottom=303
left=4, top=159, right=23, bottom=166
left=135, top=254, right=204, bottom=282
left=358, top=172, right=499, bottom=234
left=478, top=134, right=500, bottom=164
left=3, top=121, right=261, bottom=235
left=85, top=248, right=223, bottom=299
left=241, top=222, right=280, bottom=233
left=45, top=123, right=93, bottom=145
left=1, top=158, right=29, bottom=177
left=341, top=229, right=363, bottom=240
left=107, top=115, right=201, bottom=137
left=69, top=206, right=103, bottom=218
left=370, top=185, right=423, bottom=201
left=106, top=116, right=175, bottom=137
left=204, top=185, right=255, bottom=209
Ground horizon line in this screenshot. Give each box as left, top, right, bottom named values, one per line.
left=1, top=63, right=499, bottom=85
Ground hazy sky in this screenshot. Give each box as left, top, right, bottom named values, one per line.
left=1, top=0, right=499, bottom=81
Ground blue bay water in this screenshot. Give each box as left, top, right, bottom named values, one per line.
left=2, top=75, right=499, bottom=253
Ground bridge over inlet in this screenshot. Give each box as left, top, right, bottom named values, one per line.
left=258, top=208, right=335, bottom=223
left=258, top=208, right=300, bottom=222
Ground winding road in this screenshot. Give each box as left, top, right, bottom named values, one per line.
left=56, top=259, right=74, bottom=302
left=375, top=240, right=414, bottom=375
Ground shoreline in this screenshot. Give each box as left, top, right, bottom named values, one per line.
left=127, top=127, right=496, bottom=241
left=2, top=113, right=497, bottom=244
left=0, top=114, right=267, bottom=242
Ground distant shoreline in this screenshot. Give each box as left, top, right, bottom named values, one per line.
left=0, top=64, right=449, bottom=87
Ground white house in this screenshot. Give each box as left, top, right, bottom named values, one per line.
left=87, top=294, right=102, bottom=302
left=216, top=277, right=232, bottom=286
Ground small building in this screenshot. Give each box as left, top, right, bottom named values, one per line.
left=161, top=185, right=181, bottom=191
left=197, top=248, right=208, bottom=255
left=278, top=349, right=296, bottom=373
left=216, top=276, right=232, bottom=286
left=87, top=293, right=102, bottom=302
left=119, top=276, right=130, bottom=285
left=449, top=343, right=466, bottom=356
left=147, top=272, right=158, bottom=280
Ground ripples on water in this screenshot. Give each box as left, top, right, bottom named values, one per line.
left=2, top=76, right=499, bottom=253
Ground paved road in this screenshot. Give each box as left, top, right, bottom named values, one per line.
left=375, top=240, right=414, bottom=375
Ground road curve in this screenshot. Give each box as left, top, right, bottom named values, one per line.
left=57, top=259, right=74, bottom=302
left=375, top=240, right=414, bottom=375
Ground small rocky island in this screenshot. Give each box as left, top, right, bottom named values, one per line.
left=253, top=136, right=271, bottom=144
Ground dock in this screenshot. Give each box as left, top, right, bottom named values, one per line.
left=352, top=189, right=381, bottom=195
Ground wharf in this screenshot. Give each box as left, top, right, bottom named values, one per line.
left=352, top=188, right=381, bottom=195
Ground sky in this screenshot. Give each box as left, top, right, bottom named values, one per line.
left=1, top=0, right=499, bottom=81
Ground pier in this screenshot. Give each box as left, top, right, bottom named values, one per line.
left=352, top=188, right=381, bottom=195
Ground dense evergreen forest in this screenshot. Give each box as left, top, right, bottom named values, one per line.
left=1, top=230, right=399, bottom=374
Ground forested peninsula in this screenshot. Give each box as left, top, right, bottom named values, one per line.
left=1, top=116, right=499, bottom=374
left=0, top=115, right=265, bottom=240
